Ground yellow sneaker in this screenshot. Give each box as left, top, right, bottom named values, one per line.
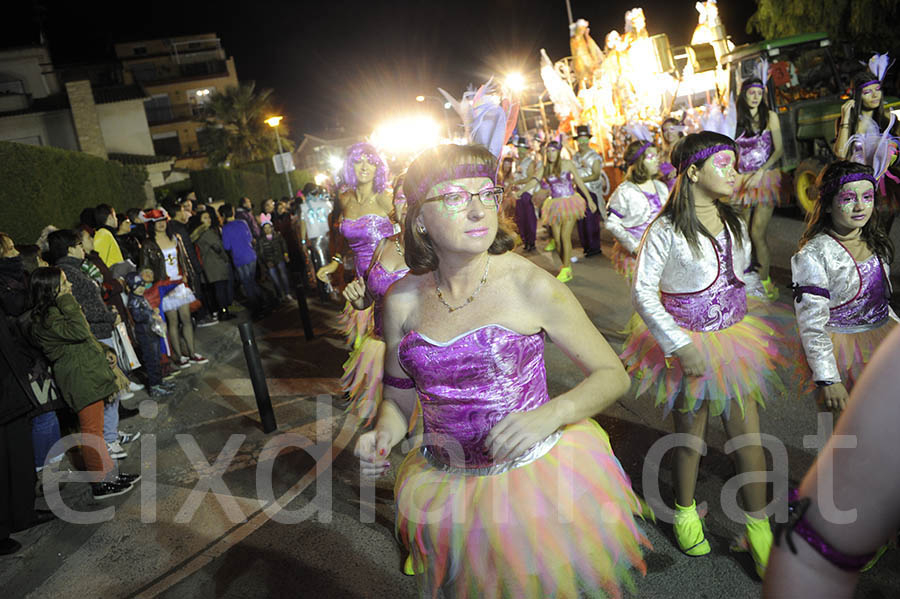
left=403, top=554, right=423, bottom=575
left=674, top=501, right=711, bottom=556
left=761, top=277, right=779, bottom=301
left=731, top=514, right=773, bottom=578
left=556, top=266, right=573, bottom=283
left=544, top=239, right=557, bottom=252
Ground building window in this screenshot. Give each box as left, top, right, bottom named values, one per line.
left=131, top=63, right=158, bottom=82
left=144, top=94, right=173, bottom=125
left=151, top=132, right=181, bottom=157
left=0, top=80, right=26, bottom=95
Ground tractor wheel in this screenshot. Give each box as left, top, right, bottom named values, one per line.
left=794, top=158, right=825, bottom=215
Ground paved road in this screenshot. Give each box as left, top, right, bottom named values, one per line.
left=4, top=237, right=898, bottom=599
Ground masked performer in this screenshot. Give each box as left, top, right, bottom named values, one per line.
left=572, top=124, right=607, bottom=257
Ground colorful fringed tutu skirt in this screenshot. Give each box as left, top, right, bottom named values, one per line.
left=610, top=241, right=637, bottom=282
left=621, top=312, right=789, bottom=417
left=735, top=168, right=782, bottom=209
left=341, top=333, right=385, bottom=425
left=395, top=419, right=649, bottom=599
left=333, top=301, right=374, bottom=348
left=797, top=319, right=898, bottom=394
left=540, top=194, right=587, bottom=226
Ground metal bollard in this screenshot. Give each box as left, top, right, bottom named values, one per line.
left=238, top=321, right=277, bottom=433
left=294, top=282, right=314, bottom=341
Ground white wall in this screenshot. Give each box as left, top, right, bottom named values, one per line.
left=96, top=99, right=154, bottom=155
left=0, top=110, right=79, bottom=150
left=0, top=47, right=60, bottom=98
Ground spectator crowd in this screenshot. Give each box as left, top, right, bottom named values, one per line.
left=0, top=185, right=335, bottom=555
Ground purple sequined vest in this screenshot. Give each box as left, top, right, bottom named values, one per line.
left=398, top=325, right=552, bottom=470
left=541, top=172, right=576, bottom=197
left=828, top=255, right=890, bottom=328
left=661, top=231, right=747, bottom=332
left=367, top=261, right=409, bottom=338
left=736, top=130, right=774, bottom=174
left=339, top=214, right=395, bottom=279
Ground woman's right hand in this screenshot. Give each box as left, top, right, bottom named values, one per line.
left=316, top=262, right=338, bottom=282
left=840, top=99, right=855, bottom=122
left=820, top=382, right=850, bottom=413
left=354, top=429, right=395, bottom=479
left=342, top=278, right=367, bottom=310
left=674, top=343, right=706, bottom=377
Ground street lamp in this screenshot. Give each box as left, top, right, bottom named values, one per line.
left=504, top=73, right=528, bottom=136
left=415, top=95, right=452, bottom=139
left=265, top=115, right=292, bottom=198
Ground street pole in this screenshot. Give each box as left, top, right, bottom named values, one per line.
left=273, top=125, right=293, bottom=199
left=565, top=0, right=573, bottom=25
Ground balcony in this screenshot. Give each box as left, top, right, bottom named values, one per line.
left=131, top=59, right=228, bottom=85
left=145, top=102, right=206, bottom=125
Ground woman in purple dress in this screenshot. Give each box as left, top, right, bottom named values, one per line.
left=316, top=143, right=395, bottom=346
left=791, top=160, right=896, bottom=414
left=355, top=144, right=647, bottom=598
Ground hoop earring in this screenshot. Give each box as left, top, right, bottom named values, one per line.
left=417, top=225, right=427, bottom=234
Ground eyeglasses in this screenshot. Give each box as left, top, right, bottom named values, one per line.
left=423, top=186, right=504, bottom=213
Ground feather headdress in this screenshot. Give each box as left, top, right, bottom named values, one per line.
left=539, top=48, right=582, bottom=120
left=862, top=53, right=893, bottom=83
left=438, top=79, right=519, bottom=159
left=699, top=97, right=737, bottom=140
left=624, top=122, right=653, bottom=143
left=752, top=58, right=770, bottom=84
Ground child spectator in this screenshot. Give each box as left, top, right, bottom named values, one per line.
left=258, top=216, right=294, bottom=302
left=124, top=273, right=173, bottom=397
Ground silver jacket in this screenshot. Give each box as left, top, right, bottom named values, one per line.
left=632, top=216, right=752, bottom=356
left=790, top=233, right=897, bottom=383
left=572, top=149, right=604, bottom=198
left=605, top=180, right=669, bottom=253
left=513, top=154, right=543, bottom=194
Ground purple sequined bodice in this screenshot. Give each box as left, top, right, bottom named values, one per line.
left=661, top=231, right=747, bottom=332
left=339, top=214, right=395, bottom=279
left=736, top=130, right=774, bottom=173
left=542, top=171, right=575, bottom=197
left=829, top=255, right=889, bottom=328
left=625, top=191, right=663, bottom=239
left=398, top=325, right=549, bottom=469
left=367, top=262, right=409, bottom=337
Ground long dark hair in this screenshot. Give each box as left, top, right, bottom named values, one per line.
left=735, top=78, right=770, bottom=138
left=47, top=229, right=80, bottom=264
left=847, top=71, right=891, bottom=138
left=30, top=266, right=63, bottom=325
left=542, top=143, right=563, bottom=179
left=800, top=160, right=893, bottom=263
left=661, top=131, right=744, bottom=253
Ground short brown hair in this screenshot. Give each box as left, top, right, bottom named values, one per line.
left=403, top=144, right=513, bottom=274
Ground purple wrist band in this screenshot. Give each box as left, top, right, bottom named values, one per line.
left=607, top=207, right=624, bottom=218
left=626, top=142, right=651, bottom=166
left=414, top=163, right=497, bottom=204
left=791, top=283, right=831, bottom=303
left=384, top=373, right=415, bottom=389
left=778, top=489, right=877, bottom=571
left=678, top=144, right=733, bottom=173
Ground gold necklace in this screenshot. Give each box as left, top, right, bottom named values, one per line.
left=394, top=238, right=404, bottom=256
left=434, top=255, right=491, bottom=313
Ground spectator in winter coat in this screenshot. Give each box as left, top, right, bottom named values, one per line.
left=220, top=204, right=263, bottom=315
left=258, top=217, right=293, bottom=301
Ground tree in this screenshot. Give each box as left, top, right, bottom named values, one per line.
left=747, top=0, right=900, bottom=53
left=199, top=82, right=294, bottom=166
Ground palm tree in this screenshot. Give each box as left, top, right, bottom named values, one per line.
left=200, top=82, right=292, bottom=166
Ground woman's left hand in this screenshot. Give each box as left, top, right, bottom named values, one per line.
left=486, top=407, right=559, bottom=463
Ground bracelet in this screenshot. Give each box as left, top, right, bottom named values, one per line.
left=815, top=380, right=836, bottom=387
left=331, top=256, right=343, bottom=264
left=384, top=373, right=415, bottom=389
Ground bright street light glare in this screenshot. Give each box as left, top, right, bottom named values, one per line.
left=264, top=116, right=283, bottom=127
left=314, top=173, right=328, bottom=186
left=415, top=95, right=426, bottom=102
left=505, top=72, right=526, bottom=93
left=371, top=115, right=441, bottom=155
left=328, top=155, right=344, bottom=173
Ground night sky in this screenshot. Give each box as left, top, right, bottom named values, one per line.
left=5, top=0, right=759, bottom=141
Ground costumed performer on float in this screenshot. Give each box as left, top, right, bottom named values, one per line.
left=733, top=60, right=784, bottom=300
left=534, top=138, right=598, bottom=283
left=316, top=143, right=395, bottom=347
left=790, top=160, right=897, bottom=415
left=572, top=124, right=607, bottom=257
left=604, top=123, right=668, bottom=282
left=355, top=103, right=648, bottom=597
left=621, top=132, right=787, bottom=578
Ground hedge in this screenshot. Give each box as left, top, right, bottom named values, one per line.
left=0, top=141, right=148, bottom=245
left=188, top=163, right=314, bottom=206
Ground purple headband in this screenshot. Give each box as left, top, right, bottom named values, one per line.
left=678, top=144, right=733, bottom=173
left=626, top=142, right=652, bottom=166
left=746, top=82, right=766, bottom=90
left=821, top=172, right=878, bottom=200
left=413, top=163, right=497, bottom=203
left=858, top=80, right=882, bottom=91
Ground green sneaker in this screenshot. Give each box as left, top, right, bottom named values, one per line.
left=544, top=239, right=556, bottom=252
left=674, top=501, right=711, bottom=556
